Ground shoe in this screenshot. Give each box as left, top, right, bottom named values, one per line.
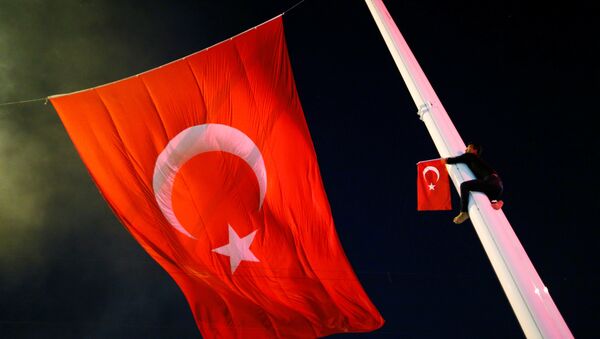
left=453, top=212, right=470, bottom=224
left=491, top=200, right=504, bottom=210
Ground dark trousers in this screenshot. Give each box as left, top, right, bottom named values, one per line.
left=459, top=175, right=503, bottom=212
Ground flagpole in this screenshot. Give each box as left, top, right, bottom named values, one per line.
left=364, top=1, right=573, bottom=338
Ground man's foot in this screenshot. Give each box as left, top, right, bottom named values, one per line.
left=453, top=212, right=470, bottom=224
left=491, top=200, right=504, bottom=210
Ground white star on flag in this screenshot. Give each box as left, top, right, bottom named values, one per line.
left=212, top=224, right=260, bottom=274
left=428, top=183, right=436, bottom=190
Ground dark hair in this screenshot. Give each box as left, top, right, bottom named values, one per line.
left=468, top=143, right=483, bottom=155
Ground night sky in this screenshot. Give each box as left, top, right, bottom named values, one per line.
left=0, top=0, right=597, bottom=338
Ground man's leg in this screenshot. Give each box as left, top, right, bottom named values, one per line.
left=486, top=179, right=504, bottom=210
left=454, top=179, right=481, bottom=224
left=456, top=180, right=503, bottom=222
left=459, top=179, right=482, bottom=212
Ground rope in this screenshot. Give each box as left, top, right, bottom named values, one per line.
left=0, top=97, right=47, bottom=107
left=283, top=0, right=306, bottom=14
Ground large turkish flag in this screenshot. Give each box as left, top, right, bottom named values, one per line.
left=50, top=16, right=383, bottom=338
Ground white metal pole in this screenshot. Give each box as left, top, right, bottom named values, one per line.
left=364, top=1, right=573, bottom=338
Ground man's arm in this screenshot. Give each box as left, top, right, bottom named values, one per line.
left=444, top=153, right=469, bottom=165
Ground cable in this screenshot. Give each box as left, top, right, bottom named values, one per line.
left=0, top=97, right=47, bottom=107
left=283, top=0, right=306, bottom=14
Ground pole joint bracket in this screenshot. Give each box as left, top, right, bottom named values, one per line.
left=417, top=102, right=432, bottom=121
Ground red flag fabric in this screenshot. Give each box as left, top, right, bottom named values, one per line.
left=49, top=16, right=383, bottom=338
left=417, top=159, right=451, bottom=211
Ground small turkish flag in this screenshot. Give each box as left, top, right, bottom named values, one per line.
left=417, top=159, right=451, bottom=211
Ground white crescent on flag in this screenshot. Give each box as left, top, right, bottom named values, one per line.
left=422, top=165, right=440, bottom=184
left=152, top=123, right=267, bottom=239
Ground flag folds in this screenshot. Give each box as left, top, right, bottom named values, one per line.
left=50, top=16, right=383, bottom=338
left=417, top=159, right=451, bottom=211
